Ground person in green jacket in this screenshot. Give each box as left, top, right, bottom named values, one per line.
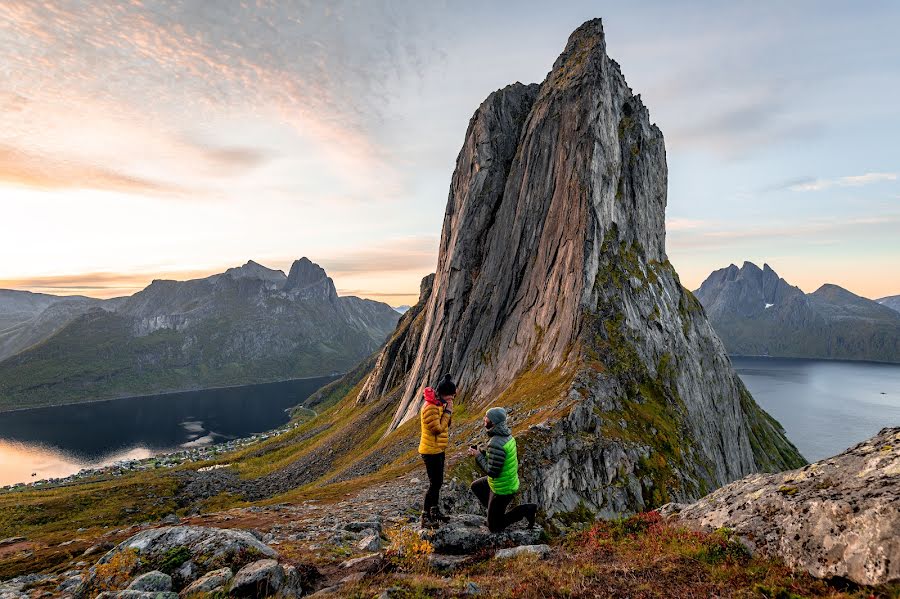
left=467, top=407, right=537, bottom=532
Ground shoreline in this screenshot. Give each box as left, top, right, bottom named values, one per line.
left=728, top=354, right=900, bottom=367
left=0, top=372, right=343, bottom=415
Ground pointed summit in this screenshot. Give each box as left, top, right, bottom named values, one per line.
left=346, top=18, right=802, bottom=515
left=284, top=257, right=337, bottom=299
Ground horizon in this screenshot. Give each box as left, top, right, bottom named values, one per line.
left=2, top=1, right=899, bottom=303
left=0, top=256, right=896, bottom=306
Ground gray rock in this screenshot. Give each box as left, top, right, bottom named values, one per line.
left=673, top=427, right=900, bottom=586
left=427, top=553, right=470, bottom=572
left=339, top=553, right=383, bottom=572
left=464, top=581, right=482, bottom=595
left=347, top=17, right=803, bottom=519
left=495, top=544, right=550, bottom=559
left=343, top=521, right=382, bottom=534
left=178, top=567, right=232, bottom=596
left=95, top=592, right=179, bottom=599
left=97, top=526, right=277, bottom=572
left=172, top=560, right=196, bottom=586
left=418, top=514, right=543, bottom=555
left=127, top=571, right=171, bottom=592
left=356, top=534, right=381, bottom=552
left=229, top=559, right=284, bottom=597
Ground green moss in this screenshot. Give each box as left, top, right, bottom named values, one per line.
left=555, top=501, right=596, bottom=528
left=158, top=546, right=191, bottom=573
left=777, top=485, right=799, bottom=496
left=587, top=227, right=700, bottom=506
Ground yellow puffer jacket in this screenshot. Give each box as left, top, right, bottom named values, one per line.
left=418, top=396, right=451, bottom=454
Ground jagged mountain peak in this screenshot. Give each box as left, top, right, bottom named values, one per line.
left=284, top=257, right=331, bottom=290
left=696, top=262, right=900, bottom=361
left=346, top=18, right=801, bottom=515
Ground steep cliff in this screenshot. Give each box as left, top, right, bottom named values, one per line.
left=349, top=19, right=803, bottom=515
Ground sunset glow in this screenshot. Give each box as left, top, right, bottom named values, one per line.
left=2, top=1, right=898, bottom=302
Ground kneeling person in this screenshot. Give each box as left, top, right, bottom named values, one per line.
left=468, top=407, right=537, bottom=532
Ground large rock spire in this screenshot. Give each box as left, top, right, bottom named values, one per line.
left=356, top=18, right=803, bottom=514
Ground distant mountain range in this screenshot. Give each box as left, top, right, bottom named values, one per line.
left=0, top=258, right=400, bottom=411
left=695, top=262, right=900, bottom=363
left=878, top=295, right=900, bottom=314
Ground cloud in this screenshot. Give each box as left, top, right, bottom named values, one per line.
left=0, top=0, right=439, bottom=200
left=789, top=172, right=897, bottom=192
left=0, top=145, right=190, bottom=195
left=0, top=268, right=223, bottom=298
left=666, top=218, right=709, bottom=231
left=318, top=236, right=439, bottom=276
left=668, top=214, right=900, bottom=250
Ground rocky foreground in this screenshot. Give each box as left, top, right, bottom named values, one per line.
left=663, top=427, right=900, bottom=586
left=1, top=430, right=897, bottom=597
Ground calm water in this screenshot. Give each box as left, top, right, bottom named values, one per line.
left=0, top=376, right=337, bottom=486
left=732, top=356, right=900, bottom=462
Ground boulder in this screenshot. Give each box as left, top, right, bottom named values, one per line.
left=494, top=544, right=550, bottom=560
left=95, top=592, right=179, bottom=599
left=339, top=553, right=383, bottom=573
left=418, top=514, right=543, bottom=555
left=356, top=534, right=381, bottom=552
left=127, top=571, right=172, bottom=592
left=281, top=563, right=322, bottom=598
left=671, top=427, right=900, bottom=586
left=178, top=567, right=232, bottom=596
left=344, top=521, right=382, bottom=535
left=97, top=526, right=277, bottom=575
left=229, top=559, right=284, bottom=597
left=427, top=553, right=470, bottom=572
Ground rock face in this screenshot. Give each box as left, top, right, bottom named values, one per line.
left=0, top=258, right=400, bottom=410
left=350, top=19, right=803, bottom=515
left=696, top=262, right=900, bottom=363
left=419, top=514, right=544, bottom=555
left=666, top=427, right=900, bottom=586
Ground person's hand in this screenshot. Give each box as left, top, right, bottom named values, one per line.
left=445, top=398, right=454, bottom=410
left=466, top=446, right=479, bottom=457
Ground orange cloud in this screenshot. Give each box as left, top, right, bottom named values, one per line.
left=0, top=145, right=187, bottom=195
left=0, top=269, right=222, bottom=299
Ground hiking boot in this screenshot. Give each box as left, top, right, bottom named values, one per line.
left=420, top=511, right=437, bottom=529
left=524, top=504, right=538, bottom=529
left=430, top=507, right=451, bottom=523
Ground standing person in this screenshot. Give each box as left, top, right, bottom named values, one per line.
left=467, top=407, right=537, bottom=532
left=418, top=373, right=456, bottom=527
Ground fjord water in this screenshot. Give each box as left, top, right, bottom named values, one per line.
left=0, top=376, right=337, bottom=487
left=732, top=356, right=900, bottom=461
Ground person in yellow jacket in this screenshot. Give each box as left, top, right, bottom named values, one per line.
left=418, top=373, right=456, bottom=527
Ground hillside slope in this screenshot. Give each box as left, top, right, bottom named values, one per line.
left=695, top=262, right=900, bottom=363
left=0, top=290, right=116, bottom=361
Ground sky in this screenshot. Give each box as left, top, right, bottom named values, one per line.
left=1, top=1, right=898, bottom=305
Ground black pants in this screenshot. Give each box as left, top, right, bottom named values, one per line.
left=471, top=476, right=535, bottom=532
left=421, top=452, right=445, bottom=512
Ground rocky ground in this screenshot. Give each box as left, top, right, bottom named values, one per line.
left=3, top=440, right=899, bottom=598
left=663, top=427, right=900, bottom=586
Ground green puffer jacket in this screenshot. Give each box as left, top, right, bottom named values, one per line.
left=475, top=421, right=520, bottom=495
